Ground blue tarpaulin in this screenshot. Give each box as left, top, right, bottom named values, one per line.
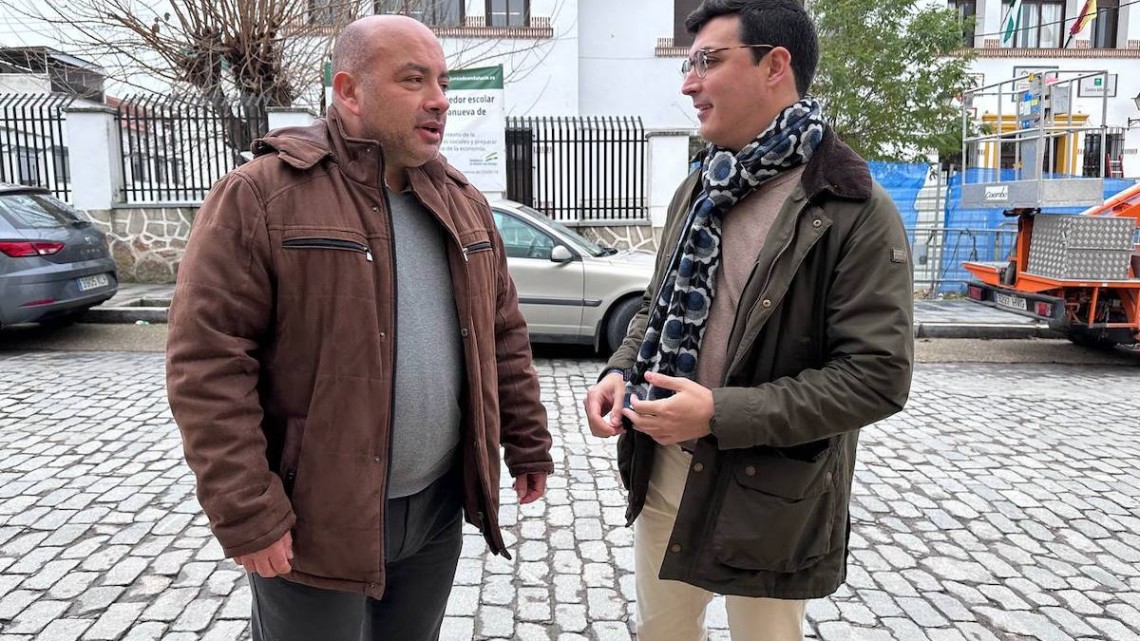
left=866, top=163, right=1137, bottom=294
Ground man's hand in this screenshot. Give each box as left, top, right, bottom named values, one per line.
left=584, top=372, right=626, bottom=438
left=233, top=531, right=294, bottom=578
left=514, top=472, right=548, bottom=504
left=622, top=371, right=713, bottom=445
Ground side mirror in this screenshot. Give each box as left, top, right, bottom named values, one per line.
left=550, top=245, right=575, bottom=263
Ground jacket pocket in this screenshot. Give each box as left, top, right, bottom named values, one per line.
left=279, top=418, right=306, bottom=499
left=282, top=237, right=372, bottom=260
left=711, top=447, right=837, bottom=573
left=463, top=240, right=492, bottom=257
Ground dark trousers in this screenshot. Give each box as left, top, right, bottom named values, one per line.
left=249, top=469, right=464, bottom=641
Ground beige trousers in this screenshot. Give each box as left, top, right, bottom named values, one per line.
left=634, top=443, right=806, bottom=641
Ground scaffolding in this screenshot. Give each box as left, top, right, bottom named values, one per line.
left=959, top=70, right=1110, bottom=210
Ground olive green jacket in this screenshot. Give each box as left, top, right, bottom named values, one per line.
left=606, top=129, right=914, bottom=598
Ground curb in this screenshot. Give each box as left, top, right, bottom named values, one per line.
left=84, top=305, right=169, bottom=324
left=82, top=302, right=1061, bottom=340
left=915, top=322, right=1061, bottom=340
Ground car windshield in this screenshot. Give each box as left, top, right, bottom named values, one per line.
left=0, top=192, right=89, bottom=230
left=514, top=204, right=614, bottom=257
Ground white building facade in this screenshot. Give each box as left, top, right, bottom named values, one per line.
left=950, top=0, right=1140, bottom=177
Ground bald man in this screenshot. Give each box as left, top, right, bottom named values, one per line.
left=166, top=15, right=553, bottom=641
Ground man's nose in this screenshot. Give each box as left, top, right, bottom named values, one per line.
left=681, top=73, right=700, bottom=96
left=426, top=85, right=449, bottom=113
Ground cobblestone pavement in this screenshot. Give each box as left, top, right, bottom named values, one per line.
left=1, top=351, right=1138, bottom=641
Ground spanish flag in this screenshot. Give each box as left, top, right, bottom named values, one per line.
left=1070, top=0, right=1097, bottom=37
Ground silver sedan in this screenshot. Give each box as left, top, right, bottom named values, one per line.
left=490, top=200, right=654, bottom=352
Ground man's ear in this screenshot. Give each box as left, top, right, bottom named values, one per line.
left=765, top=47, right=794, bottom=88
left=332, top=71, right=362, bottom=115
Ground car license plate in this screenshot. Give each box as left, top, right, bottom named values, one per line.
left=993, top=292, right=1027, bottom=311
left=78, top=273, right=110, bottom=292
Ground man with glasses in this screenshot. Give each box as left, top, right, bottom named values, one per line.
left=584, top=1, right=914, bottom=639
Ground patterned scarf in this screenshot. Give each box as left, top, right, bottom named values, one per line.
left=626, top=97, right=826, bottom=404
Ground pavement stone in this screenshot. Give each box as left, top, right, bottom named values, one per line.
left=2, top=352, right=1140, bottom=640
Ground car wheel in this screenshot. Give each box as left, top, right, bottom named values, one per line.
left=605, top=297, right=642, bottom=353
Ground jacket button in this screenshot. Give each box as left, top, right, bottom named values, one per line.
left=371, top=206, right=379, bottom=213
left=813, top=219, right=822, bottom=228
left=374, top=456, right=381, bottom=463
left=379, top=331, right=386, bottom=339
left=761, top=299, right=772, bottom=309
left=670, top=543, right=682, bottom=553
left=460, top=328, right=469, bottom=337
left=692, top=462, right=704, bottom=473
left=826, top=471, right=834, bottom=483
left=745, top=465, right=757, bottom=477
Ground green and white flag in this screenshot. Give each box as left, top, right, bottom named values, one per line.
left=1001, top=0, right=1024, bottom=46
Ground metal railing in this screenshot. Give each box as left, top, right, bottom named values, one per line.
left=505, top=115, right=647, bottom=223
left=115, top=94, right=269, bottom=204
left=911, top=225, right=1018, bottom=295
left=0, top=93, right=75, bottom=201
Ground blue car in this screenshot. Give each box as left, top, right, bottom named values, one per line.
left=0, top=185, right=118, bottom=329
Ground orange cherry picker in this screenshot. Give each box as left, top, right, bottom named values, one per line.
left=958, top=71, right=1140, bottom=349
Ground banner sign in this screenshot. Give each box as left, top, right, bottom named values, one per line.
left=440, top=65, right=507, bottom=193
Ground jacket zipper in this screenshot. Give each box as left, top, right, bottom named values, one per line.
left=462, top=241, right=493, bottom=260
left=377, top=152, right=395, bottom=593
left=282, top=238, right=373, bottom=262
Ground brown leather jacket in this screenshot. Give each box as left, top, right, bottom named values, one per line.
left=166, top=106, right=553, bottom=598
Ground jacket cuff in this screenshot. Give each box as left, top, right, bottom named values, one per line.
left=598, top=367, right=629, bottom=383
left=508, top=460, right=556, bottom=477
left=214, top=507, right=297, bottom=559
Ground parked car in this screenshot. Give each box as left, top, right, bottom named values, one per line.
left=0, top=185, right=118, bottom=329
left=490, top=199, right=654, bottom=352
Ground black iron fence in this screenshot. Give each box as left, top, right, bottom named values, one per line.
left=115, top=94, right=269, bottom=203
left=0, top=93, right=75, bottom=201
left=506, top=116, right=646, bottom=223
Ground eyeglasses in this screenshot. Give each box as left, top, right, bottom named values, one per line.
left=680, top=44, right=775, bottom=78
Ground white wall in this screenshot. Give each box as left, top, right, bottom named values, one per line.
left=963, top=0, right=1140, bottom=176
left=435, top=0, right=580, bottom=116
left=577, top=0, right=697, bottom=129
left=0, top=74, right=51, bottom=93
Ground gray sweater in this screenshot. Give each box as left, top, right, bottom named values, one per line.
left=386, top=190, right=463, bottom=498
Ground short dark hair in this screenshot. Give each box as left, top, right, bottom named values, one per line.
left=685, top=0, right=819, bottom=96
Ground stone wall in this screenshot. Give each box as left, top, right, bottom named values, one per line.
left=576, top=223, right=660, bottom=253
left=87, top=207, right=196, bottom=284
left=84, top=206, right=659, bottom=284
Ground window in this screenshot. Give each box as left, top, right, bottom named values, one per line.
left=374, top=0, right=462, bottom=27
left=492, top=211, right=555, bottom=260
left=673, top=0, right=701, bottom=48
left=130, top=152, right=148, bottom=184
left=51, top=147, right=69, bottom=184
left=1083, top=132, right=1125, bottom=177
left=949, top=1, right=976, bottom=47
left=1005, top=1, right=1064, bottom=48
left=154, top=155, right=168, bottom=185
left=15, top=147, right=40, bottom=187
left=0, top=192, right=85, bottom=230
left=310, top=0, right=354, bottom=25
left=1091, top=0, right=1118, bottom=48
left=486, top=0, right=527, bottom=27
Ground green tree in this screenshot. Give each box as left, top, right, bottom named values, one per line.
left=810, top=0, right=976, bottom=162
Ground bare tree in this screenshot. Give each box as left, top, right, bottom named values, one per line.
left=0, top=0, right=563, bottom=162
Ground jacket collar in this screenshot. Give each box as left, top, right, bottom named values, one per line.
left=797, top=127, right=872, bottom=203
left=251, top=104, right=468, bottom=193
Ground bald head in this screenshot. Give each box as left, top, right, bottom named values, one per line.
left=332, top=15, right=440, bottom=78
